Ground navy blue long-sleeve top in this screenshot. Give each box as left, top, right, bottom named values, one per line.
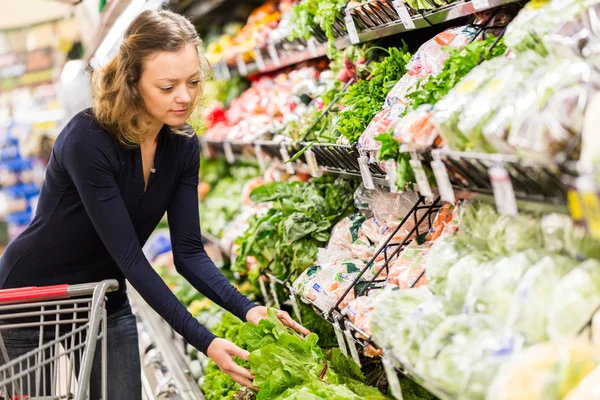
left=0, top=109, right=257, bottom=354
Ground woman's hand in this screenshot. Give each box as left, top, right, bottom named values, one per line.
left=246, top=306, right=311, bottom=336
left=206, top=338, right=255, bottom=389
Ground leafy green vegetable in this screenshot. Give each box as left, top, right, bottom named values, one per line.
left=288, top=0, right=347, bottom=58
left=337, top=45, right=412, bottom=144
left=234, top=176, right=355, bottom=280
left=406, top=36, right=506, bottom=111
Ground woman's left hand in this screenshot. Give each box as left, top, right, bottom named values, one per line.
left=246, top=306, right=310, bottom=336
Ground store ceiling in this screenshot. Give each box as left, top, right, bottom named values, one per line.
left=0, top=0, right=74, bottom=31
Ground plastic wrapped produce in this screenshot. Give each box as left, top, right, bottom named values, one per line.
left=386, top=241, right=432, bottom=289
left=506, top=254, right=579, bottom=344
left=391, top=105, right=439, bottom=150
left=444, top=251, right=491, bottom=314
left=488, top=339, right=600, bottom=400
left=564, top=364, right=600, bottom=399
left=327, top=213, right=365, bottom=255
left=433, top=57, right=509, bottom=151
left=457, top=201, right=499, bottom=248
left=418, top=314, right=523, bottom=399
left=371, top=287, right=434, bottom=350
left=293, top=265, right=322, bottom=300
left=463, top=250, right=542, bottom=319
left=487, top=214, right=543, bottom=255
left=547, top=259, right=600, bottom=339
left=393, top=295, right=448, bottom=365
left=425, top=237, right=468, bottom=296
left=350, top=235, right=378, bottom=261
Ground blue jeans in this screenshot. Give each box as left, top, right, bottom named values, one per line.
left=0, top=301, right=141, bottom=400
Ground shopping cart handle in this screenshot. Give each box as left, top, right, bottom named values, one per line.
left=0, top=284, right=69, bottom=304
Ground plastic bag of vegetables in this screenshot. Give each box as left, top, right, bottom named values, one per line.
left=433, top=57, right=509, bottom=151
left=506, top=254, right=579, bottom=344
left=392, top=295, right=448, bottom=366
left=417, top=314, right=523, bottom=399
left=425, top=237, right=468, bottom=296
left=488, top=338, right=600, bottom=400
left=463, top=250, right=542, bottom=319
left=487, top=214, right=543, bottom=255
left=371, top=287, right=433, bottom=350
left=547, top=259, right=600, bottom=339
left=444, top=251, right=491, bottom=314
left=564, top=364, right=600, bottom=399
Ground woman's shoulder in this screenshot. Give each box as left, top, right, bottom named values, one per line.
left=55, top=108, right=118, bottom=159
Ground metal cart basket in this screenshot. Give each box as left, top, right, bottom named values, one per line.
left=0, top=280, right=118, bottom=400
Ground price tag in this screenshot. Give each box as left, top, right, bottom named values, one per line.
left=259, top=277, right=271, bottom=306
left=343, top=324, right=361, bottom=366
left=410, top=158, right=433, bottom=198
left=383, top=356, right=404, bottom=400
left=254, top=47, right=266, bottom=72
left=333, top=322, right=348, bottom=357
left=289, top=290, right=303, bottom=324
left=221, top=61, right=231, bottom=80
left=200, top=140, right=211, bottom=159
left=236, top=54, right=248, bottom=76
left=305, top=148, right=320, bottom=177
left=392, top=0, right=415, bottom=29
left=567, top=188, right=583, bottom=223
left=345, top=12, right=360, bottom=44
left=472, top=0, right=491, bottom=10
left=254, top=143, right=266, bottom=172
left=489, top=166, right=518, bottom=216
left=223, top=141, right=235, bottom=164
left=268, top=43, right=281, bottom=67
left=280, top=146, right=295, bottom=174
left=358, top=156, right=375, bottom=190
left=307, top=38, right=318, bottom=58
left=269, top=279, right=281, bottom=309
left=431, top=159, right=455, bottom=204
left=576, top=176, right=600, bottom=239
left=385, top=160, right=399, bottom=193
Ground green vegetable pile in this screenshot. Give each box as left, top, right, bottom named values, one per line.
left=337, top=44, right=412, bottom=144
left=234, top=175, right=356, bottom=280
left=406, top=35, right=507, bottom=112
left=288, top=0, right=347, bottom=58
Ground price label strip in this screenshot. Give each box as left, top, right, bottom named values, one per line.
left=392, top=0, right=416, bottom=29
left=259, top=276, right=271, bottom=306
left=280, top=146, right=295, bottom=174
left=268, top=43, right=281, bottom=67
left=236, top=54, right=248, bottom=76
left=431, top=159, right=456, bottom=204
left=305, top=148, right=320, bottom=177
left=489, top=166, right=518, bottom=216
left=254, top=143, right=266, bottom=172
left=333, top=321, right=349, bottom=357
left=382, top=356, right=404, bottom=400
left=410, top=157, right=433, bottom=198
left=269, top=279, right=281, bottom=309
left=358, top=156, right=375, bottom=190
left=223, top=141, right=235, bottom=164
left=385, top=160, right=399, bottom=193
left=343, top=323, right=362, bottom=366
left=345, top=11, right=360, bottom=44
left=472, top=0, right=491, bottom=11
left=254, top=47, right=266, bottom=72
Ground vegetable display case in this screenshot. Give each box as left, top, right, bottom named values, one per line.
left=133, top=0, right=600, bottom=399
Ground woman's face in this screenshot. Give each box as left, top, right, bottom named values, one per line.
left=137, top=42, right=201, bottom=128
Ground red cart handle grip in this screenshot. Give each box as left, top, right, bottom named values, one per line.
left=0, top=284, right=69, bottom=304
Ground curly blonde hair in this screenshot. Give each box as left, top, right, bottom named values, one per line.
left=92, top=10, right=209, bottom=146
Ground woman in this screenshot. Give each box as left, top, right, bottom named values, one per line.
left=0, top=9, right=307, bottom=399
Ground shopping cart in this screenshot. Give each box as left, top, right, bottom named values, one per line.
left=0, top=280, right=118, bottom=400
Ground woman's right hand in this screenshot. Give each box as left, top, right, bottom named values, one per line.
left=206, top=338, right=256, bottom=389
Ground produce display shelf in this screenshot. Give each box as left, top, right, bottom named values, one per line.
left=213, top=0, right=521, bottom=78
left=347, top=0, right=523, bottom=44
left=130, top=288, right=205, bottom=400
